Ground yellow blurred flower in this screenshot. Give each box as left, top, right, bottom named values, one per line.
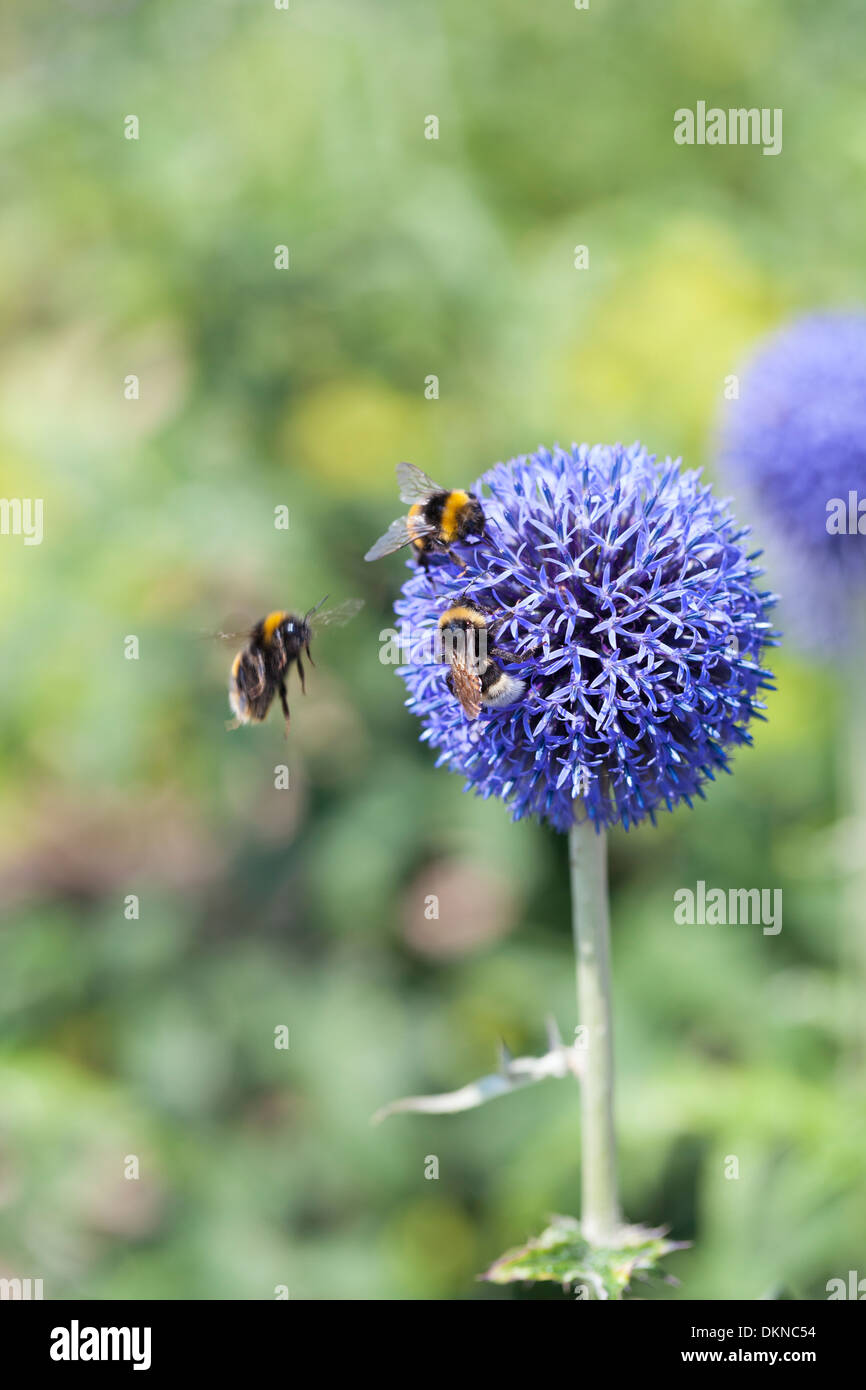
left=286, top=379, right=435, bottom=493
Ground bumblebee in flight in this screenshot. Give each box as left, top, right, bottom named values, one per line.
left=437, top=599, right=526, bottom=720
left=364, top=462, right=486, bottom=566
left=225, top=597, right=363, bottom=734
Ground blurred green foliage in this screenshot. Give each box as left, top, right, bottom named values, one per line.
left=1, top=0, right=864, bottom=1300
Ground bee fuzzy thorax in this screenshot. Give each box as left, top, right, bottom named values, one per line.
left=261, top=611, right=289, bottom=644
left=436, top=604, right=487, bottom=631
left=436, top=602, right=491, bottom=669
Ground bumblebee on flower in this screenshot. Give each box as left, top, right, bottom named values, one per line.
left=396, top=442, right=777, bottom=832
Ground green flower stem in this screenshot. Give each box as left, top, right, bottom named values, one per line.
left=569, top=817, right=621, bottom=1245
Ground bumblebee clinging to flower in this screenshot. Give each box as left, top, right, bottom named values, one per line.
left=437, top=599, right=526, bottom=721
left=364, top=462, right=486, bottom=567
left=225, top=597, right=363, bottom=735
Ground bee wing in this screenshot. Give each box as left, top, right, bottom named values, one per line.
left=197, top=627, right=252, bottom=644
left=314, top=598, right=365, bottom=628
left=395, top=461, right=444, bottom=504
left=364, top=514, right=433, bottom=561
left=449, top=655, right=482, bottom=721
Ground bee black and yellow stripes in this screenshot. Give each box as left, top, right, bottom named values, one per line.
left=365, top=464, right=485, bottom=566
left=437, top=599, right=526, bottom=720
left=226, top=597, right=363, bottom=735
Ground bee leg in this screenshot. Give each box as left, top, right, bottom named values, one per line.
left=502, top=639, right=545, bottom=661
left=447, top=548, right=468, bottom=573
left=278, top=681, right=291, bottom=737
left=485, top=611, right=506, bottom=641
left=489, top=644, right=537, bottom=667
left=296, top=656, right=307, bottom=694
left=305, top=639, right=315, bottom=668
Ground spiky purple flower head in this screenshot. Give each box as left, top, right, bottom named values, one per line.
left=396, top=443, right=776, bottom=832
left=717, top=312, right=866, bottom=646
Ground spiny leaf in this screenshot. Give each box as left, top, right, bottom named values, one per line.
left=482, top=1215, right=688, bottom=1300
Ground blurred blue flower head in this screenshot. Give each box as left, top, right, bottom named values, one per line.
left=396, top=443, right=776, bottom=832
left=718, top=312, right=866, bottom=643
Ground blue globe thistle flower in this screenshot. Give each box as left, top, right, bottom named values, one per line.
left=396, top=443, right=776, bottom=832
left=717, top=312, right=866, bottom=645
